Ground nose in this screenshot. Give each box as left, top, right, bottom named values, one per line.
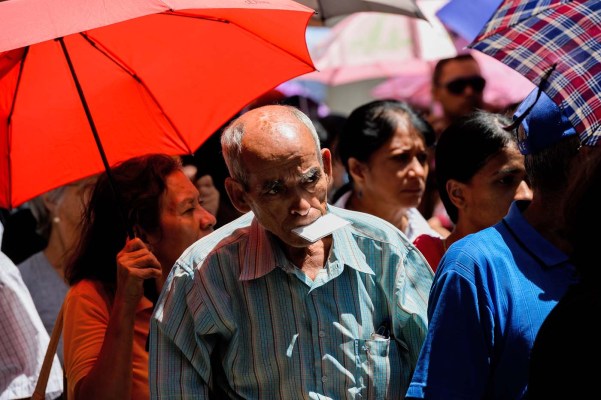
left=514, top=180, right=533, bottom=201
left=407, top=157, right=427, bottom=178
left=462, top=84, right=476, bottom=95
left=199, top=207, right=217, bottom=230
left=289, top=189, right=313, bottom=216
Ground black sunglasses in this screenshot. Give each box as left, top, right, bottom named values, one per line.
left=444, top=76, right=486, bottom=95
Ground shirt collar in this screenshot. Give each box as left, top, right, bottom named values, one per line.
left=239, top=211, right=374, bottom=281
left=504, top=200, right=570, bottom=268
left=239, top=217, right=289, bottom=281
left=329, top=219, right=375, bottom=276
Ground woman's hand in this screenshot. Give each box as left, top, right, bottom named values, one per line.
left=115, top=237, right=162, bottom=306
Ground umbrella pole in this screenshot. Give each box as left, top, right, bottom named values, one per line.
left=58, top=37, right=159, bottom=307
left=57, top=37, right=134, bottom=240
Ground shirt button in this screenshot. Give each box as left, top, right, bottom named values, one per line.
left=322, top=376, right=328, bottom=383
left=319, top=330, right=326, bottom=337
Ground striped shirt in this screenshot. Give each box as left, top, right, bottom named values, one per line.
left=0, top=250, right=63, bottom=400
left=150, top=206, right=434, bottom=399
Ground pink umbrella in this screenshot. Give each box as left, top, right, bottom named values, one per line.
left=301, top=1, right=457, bottom=86
left=371, top=50, right=535, bottom=111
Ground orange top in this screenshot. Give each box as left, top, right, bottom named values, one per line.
left=63, top=280, right=153, bottom=399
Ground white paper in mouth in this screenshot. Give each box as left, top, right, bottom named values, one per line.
left=292, top=213, right=351, bottom=242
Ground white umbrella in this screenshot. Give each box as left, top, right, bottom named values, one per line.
left=301, top=1, right=456, bottom=86
left=296, top=0, right=426, bottom=25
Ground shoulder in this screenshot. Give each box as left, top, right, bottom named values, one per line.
left=406, top=208, right=442, bottom=240
left=438, top=227, right=508, bottom=276
left=66, top=280, right=111, bottom=310
left=413, top=234, right=444, bottom=269
left=17, top=251, right=49, bottom=280
left=17, top=250, right=44, bottom=268
left=330, top=206, right=432, bottom=277
left=330, top=205, right=410, bottom=241
left=171, top=212, right=254, bottom=277
left=413, top=233, right=442, bottom=248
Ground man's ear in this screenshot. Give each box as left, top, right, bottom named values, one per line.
left=347, top=157, right=366, bottom=185
left=225, top=177, right=251, bottom=213
left=321, top=148, right=333, bottom=181
left=446, top=180, right=466, bottom=209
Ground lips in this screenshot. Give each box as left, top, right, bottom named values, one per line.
left=403, top=187, right=424, bottom=194
left=291, top=217, right=319, bottom=231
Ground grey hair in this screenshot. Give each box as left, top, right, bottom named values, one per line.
left=221, top=105, right=322, bottom=187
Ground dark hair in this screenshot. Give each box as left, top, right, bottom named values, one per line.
left=318, top=113, right=348, bottom=159
left=64, top=154, right=181, bottom=287
left=337, top=99, right=435, bottom=180
left=562, top=150, right=601, bottom=281
left=435, top=110, right=516, bottom=224
left=523, top=133, right=581, bottom=194
left=432, top=53, right=478, bottom=87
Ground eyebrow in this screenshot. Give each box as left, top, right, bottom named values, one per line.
left=175, top=195, right=197, bottom=210
left=494, top=166, right=525, bottom=176
left=300, top=167, right=321, bottom=183
left=262, top=180, right=282, bottom=193
left=260, top=167, right=322, bottom=191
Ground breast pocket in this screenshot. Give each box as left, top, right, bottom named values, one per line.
left=351, top=337, right=409, bottom=399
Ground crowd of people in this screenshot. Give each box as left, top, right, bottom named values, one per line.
left=0, top=50, right=596, bottom=400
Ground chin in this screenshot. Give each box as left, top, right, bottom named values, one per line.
left=279, top=232, right=315, bottom=248
left=399, top=193, right=422, bottom=206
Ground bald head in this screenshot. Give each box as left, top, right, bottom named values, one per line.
left=221, top=105, right=322, bottom=186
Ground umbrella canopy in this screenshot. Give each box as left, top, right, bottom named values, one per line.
left=435, top=0, right=503, bottom=44
left=295, top=0, right=426, bottom=26
left=469, top=0, right=601, bottom=146
left=371, top=50, right=535, bottom=111
left=301, top=0, right=457, bottom=86
left=0, top=0, right=316, bottom=209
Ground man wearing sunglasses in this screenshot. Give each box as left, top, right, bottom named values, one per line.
left=419, top=53, right=488, bottom=236
left=430, top=53, right=486, bottom=137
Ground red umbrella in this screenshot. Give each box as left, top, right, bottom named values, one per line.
left=0, top=0, right=316, bottom=209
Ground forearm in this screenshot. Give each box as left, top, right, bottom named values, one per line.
left=74, top=297, right=137, bottom=400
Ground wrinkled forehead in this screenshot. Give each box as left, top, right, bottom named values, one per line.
left=242, top=115, right=315, bottom=159
left=245, top=119, right=299, bottom=145
left=244, top=134, right=321, bottom=183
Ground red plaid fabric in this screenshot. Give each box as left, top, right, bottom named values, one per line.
left=470, top=0, right=601, bottom=146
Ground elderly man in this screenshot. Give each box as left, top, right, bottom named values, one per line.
left=150, top=105, right=434, bottom=399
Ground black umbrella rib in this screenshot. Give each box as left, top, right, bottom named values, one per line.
left=315, top=0, right=326, bottom=23
left=77, top=32, right=189, bottom=154
left=5, top=47, right=30, bottom=209
left=6, top=48, right=28, bottom=127
left=57, top=36, right=134, bottom=239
